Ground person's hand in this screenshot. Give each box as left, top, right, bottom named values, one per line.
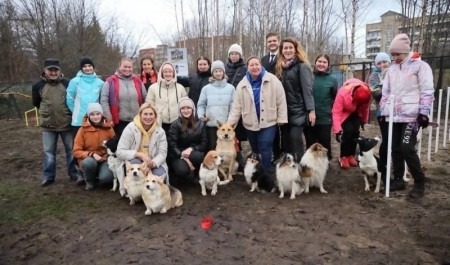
left=136, top=152, right=153, bottom=167
left=92, top=153, right=102, bottom=161
left=335, top=132, right=342, bottom=143
left=147, top=160, right=156, bottom=169
left=201, top=116, right=209, bottom=122
left=308, top=110, right=316, bottom=127
left=181, top=147, right=193, bottom=158
left=109, top=120, right=114, bottom=127
left=417, top=114, right=429, bottom=128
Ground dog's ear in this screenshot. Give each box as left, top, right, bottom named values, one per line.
left=203, top=151, right=215, bottom=168
left=231, top=122, right=237, bottom=130
left=217, top=120, right=223, bottom=127
left=157, top=175, right=166, bottom=184
left=277, top=153, right=286, bottom=165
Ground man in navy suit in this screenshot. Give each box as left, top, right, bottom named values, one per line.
left=261, top=32, right=279, bottom=75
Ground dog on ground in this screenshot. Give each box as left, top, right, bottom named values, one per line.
left=275, top=153, right=301, bottom=199
left=199, top=150, right=230, bottom=196
left=141, top=172, right=183, bottom=215
left=357, top=136, right=382, bottom=193
left=299, top=143, right=329, bottom=194
left=244, top=153, right=275, bottom=193
left=102, top=136, right=122, bottom=193
left=216, top=121, right=239, bottom=181
left=124, top=161, right=148, bottom=205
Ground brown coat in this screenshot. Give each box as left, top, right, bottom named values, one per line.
left=73, top=117, right=115, bottom=165
left=228, top=72, right=288, bottom=131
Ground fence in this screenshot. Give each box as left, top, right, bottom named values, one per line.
left=0, top=82, right=34, bottom=120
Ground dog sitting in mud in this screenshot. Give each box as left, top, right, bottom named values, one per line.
left=299, top=143, right=329, bottom=194
left=141, top=172, right=183, bottom=215
left=244, top=152, right=275, bottom=193
left=102, top=136, right=121, bottom=193
left=357, top=136, right=382, bottom=193
left=199, top=150, right=230, bottom=196
left=216, top=121, right=239, bottom=181
left=124, top=161, right=148, bottom=205
left=275, top=153, right=301, bottom=199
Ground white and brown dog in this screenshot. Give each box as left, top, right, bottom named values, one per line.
left=275, top=153, right=301, bottom=199
left=199, top=150, right=230, bottom=196
left=124, top=161, right=148, bottom=205
left=216, top=121, right=238, bottom=181
left=102, top=136, right=122, bottom=193
left=141, top=172, right=183, bottom=215
left=357, top=136, right=382, bottom=193
left=244, top=153, right=275, bottom=193
left=299, top=143, right=329, bottom=194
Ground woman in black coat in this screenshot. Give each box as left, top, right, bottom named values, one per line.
left=177, top=56, right=212, bottom=107
left=168, top=97, right=207, bottom=180
left=275, top=38, right=316, bottom=159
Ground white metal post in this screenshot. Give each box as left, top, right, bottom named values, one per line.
left=435, top=89, right=443, bottom=153
left=427, top=101, right=434, bottom=161
left=385, top=95, right=395, bottom=198
left=444, top=87, right=450, bottom=148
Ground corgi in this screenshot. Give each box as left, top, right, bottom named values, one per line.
left=357, top=136, right=382, bottom=193
left=299, top=143, right=329, bottom=194
left=124, top=161, right=148, bottom=205
left=275, top=153, right=301, bottom=199
left=141, top=173, right=183, bottom=215
left=244, top=153, right=275, bottom=193
left=216, top=121, right=238, bottom=181
left=199, top=150, right=230, bottom=196
left=102, top=136, right=122, bottom=194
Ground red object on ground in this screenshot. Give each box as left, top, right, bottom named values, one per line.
left=201, top=216, right=213, bottom=230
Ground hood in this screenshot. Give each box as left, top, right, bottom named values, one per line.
left=157, top=61, right=178, bottom=83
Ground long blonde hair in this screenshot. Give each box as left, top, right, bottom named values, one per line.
left=275, top=38, right=310, bottom=78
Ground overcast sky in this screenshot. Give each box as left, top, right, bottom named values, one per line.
left=98, top=0, right=402, bottom=57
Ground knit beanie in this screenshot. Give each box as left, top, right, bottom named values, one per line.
left=389, top=33, right=411, bottom=54
left=374, top=52, right=391, bottom=65
left=87, top=103, right=103, bottom=115
left=228, top=44, right=243, bottom=57
left=80, top=56, right=95, bottom=69
left=178, top=97, right=196, bottom=117
left=352, top=86, right=371, bottom=105
left=211, top=60, right=225, bottom=73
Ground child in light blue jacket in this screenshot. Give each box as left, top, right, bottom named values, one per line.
left=197, top=60, right=235, bottom=151
left=66, top=57, right=104, bottom=136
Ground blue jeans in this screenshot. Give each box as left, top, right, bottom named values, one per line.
left=81, top=157, right=114, bottom=187
left=246, top=125, right=277, bottom=170
left=42, top=130, right=77, bottom=181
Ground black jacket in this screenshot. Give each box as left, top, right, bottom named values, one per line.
left=178, top=70, right=211, bottom=107
left=281, top=60, right=315, bottom=126
left=167, top=117, right=208, bottom=160
left=225, top=59, right=247, bottom=88
left=261, top=53, right=277, bottom=74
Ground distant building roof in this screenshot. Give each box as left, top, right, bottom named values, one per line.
left=380, top=10, right=406, bottom=18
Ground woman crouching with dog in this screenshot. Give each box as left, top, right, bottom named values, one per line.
left=73, top=103, right=115, bottom=190
left=228, top=56, right=288, bottom=170
left=167, top=97, right=207, bottom=182
left=116, top=103, right=169, bottom=182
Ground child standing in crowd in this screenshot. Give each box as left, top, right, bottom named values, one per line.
left=380, top=33, right=434, bottom=198
left=73, top=103, right=115, bottom=190
left=304, top=54, right=338, bottom=160
left=67, top=56, right=104, bottom=137
left=197, top=60, right=235, bottom=151
left=140, top=57, right=158, bottom=91
left=177, top=56, right=212, bottom=107
left=368, top=52, right=391, bottom=185
left=332, top=78, right=371, bottom=169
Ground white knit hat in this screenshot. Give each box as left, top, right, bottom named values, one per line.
left=228, top=44, right=243, bottom=57
left=211, top=60, right=225, bottom=72
left=87, top=103, right=103, bottom=115
left=178, top=97, right=196, bottom=117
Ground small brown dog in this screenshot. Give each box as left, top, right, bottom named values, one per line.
left=199, top=150, right=229, bottom=196
left=216, top=121, right=238, bottom=181
left=141, top=172, right=183, bottom=215
left=124, top=161, right=149, bottom=205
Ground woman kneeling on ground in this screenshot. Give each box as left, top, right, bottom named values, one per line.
left=73, top=103, right=115, bottom=190
left=116, top=103, right=169, bottom=182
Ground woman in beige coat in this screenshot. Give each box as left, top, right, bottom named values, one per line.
left=228, top=56, right=288, bottom=170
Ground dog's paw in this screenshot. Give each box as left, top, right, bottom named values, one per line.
left=160, top=208, right=167, bottom=214
left=279, top=194, right=284, bottom=199
left=211, top=190, right=217, bottom=196
left=304, top=189, right=309, bottom=194
left=119, top=188, right=127, bottom=197
left=129, top=199, right=135, bottom=205
left=320, top=189, right=328, bottom=194
left=365, top=187, right=370, bottom=192
left=202, top=191, right=207, bottom=196
left=290, top=195, right=296, bottom=200
left=145, top=209, right=152, bottom=215
left=374, top=189, right=380, bottom=193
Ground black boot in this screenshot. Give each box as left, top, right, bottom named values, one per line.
left=409, top=182, right=425, bottom=198
left=390, top=179, right=406, bottom=191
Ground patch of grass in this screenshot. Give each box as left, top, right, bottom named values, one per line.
left=0, top=181, right=84, bottom=224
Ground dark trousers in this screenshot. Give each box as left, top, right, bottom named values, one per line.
left=171, top=151, right=204, bottom=179
left=280, top=124, right=305, bottom=159
left=206, top=126, right=218, bottom=151
left=340, top=113, right=360, bottom=157
left=377, top=117, right=389, bottom=183
left=304, top=124, right=332, bottom=160
left=391, top=123, right=425, bottom=184
left=246, top=125, right=277, bottom=170
left=162, top=123, right=171, bottom=134
left=272, top=125, right=281, bottom=161
left=114, top=120, right=130, bottom=138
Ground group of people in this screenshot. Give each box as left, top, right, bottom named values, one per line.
left=31, top=32, right=433, bottom=199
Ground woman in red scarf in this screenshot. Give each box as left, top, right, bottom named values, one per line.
left=140, top=57, right=158, bottom=91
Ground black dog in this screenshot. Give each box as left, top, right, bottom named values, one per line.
left=243, top=153, right=275, bottom=193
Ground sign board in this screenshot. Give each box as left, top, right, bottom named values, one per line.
left=167, top=48, right=188, bottom=77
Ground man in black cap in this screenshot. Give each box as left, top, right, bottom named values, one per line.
left=32, top=58, right=79, bottom=186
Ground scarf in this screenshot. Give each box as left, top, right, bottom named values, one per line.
left=133, top=115, right=158, bottom=156
left=282, top=57, right=297, bottom=69
left=141, top=70, right=157, bottom=85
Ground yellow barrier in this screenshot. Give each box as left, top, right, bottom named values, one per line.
left=24, top=107, right=39, bottom=127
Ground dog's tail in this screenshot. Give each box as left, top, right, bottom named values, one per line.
left=219, top=180, right=231, bottom=185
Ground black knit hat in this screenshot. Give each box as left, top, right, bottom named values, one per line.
left=79, top=56, right=95, bottom=69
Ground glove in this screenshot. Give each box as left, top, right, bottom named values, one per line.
left=417, top=114, right=429, bottom=128
left=335, top=132, right=342, bottom=143
left=379, top=116, right=386, bottom=123
left=360, top=123, right=365, bottom=131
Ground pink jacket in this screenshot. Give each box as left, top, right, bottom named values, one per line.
left=379, top=54, right=434, bottom=122
left=331, top=78, right=370, bottom=134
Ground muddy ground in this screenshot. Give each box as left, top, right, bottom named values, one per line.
left=0, top=120, right=449, bottom=265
